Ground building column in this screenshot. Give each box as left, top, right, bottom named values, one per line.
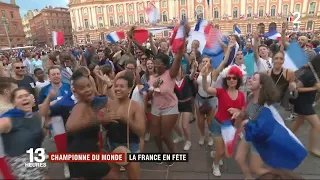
left=78, top=8, right=83, bottom=28
left=168, top=0, right=174, bottom=20
left=124, top=3, right=128, bottom=23
left=92, top=6, right=98, bottom=28
left=103, top=5, right=108, bottom=27
left=114, top=5, right=118, bottom=25
left=134, top=2, right=138, bottom=22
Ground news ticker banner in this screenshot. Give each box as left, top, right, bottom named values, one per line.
left=48, top=153, right=189, bottom=163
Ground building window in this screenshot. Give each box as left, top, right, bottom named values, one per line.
left=163, top=30, right=168, bottom=37
left=247, top=24, right=251, bottom=33
left=196, top=5, right=204, bottom=19
left=129, top=15, right=134, bottom=24
left=233, top=0, right=238, bottom=3
left=214, top=0, right=219, bottom=3
left=109, top=17, right=114, bottom=26
left=1, top=10, right=5, bottom=17
left=308, top=2, right=316, bottom=14
left=139, top=14, right=144, bottom=24
left=259, top=6, right=264, bottom=17
left=62, top=20, right=65, bottom=24
left=98, top=17, right=104, bottom=28
left=97, top=7, right=102, bottom=14
left=119, top=16, right=124, bottom=24
left=295, top=4, right=301, bottom=12
left=138, top=3, right=143, bottom=10
left=233, top=7, right=238, bottom=18
left=118, top=5, right=123, bottom=12
left=180, top=0, right=186, bottom=6
left=247, top=0, right=252, bottom=2
left=271, top=5, right=276, bottom=16
left=84, top=19, right=89, bottom=29
left=83, top=8, right=88, bottom=14
left=86, top=34, right=90, bottom=42
left=10, top=11, right=14, bottom=18
left=283, top=5, right=288, bottom=16
left=162, top=11, right=168, bottom=22
left=214, top=8, right=219, bottom=19
left=128, top=4, right=133, bottom=11
left=247, top=6, right=252, bottom=17
left=13, top=24, right=17, bottom=31
left=181, top=10, right=186, bottom=20
left=307, top=21, right=313, bottom=30
left=162, top=0, right=167, bottom=8
left=108, top=6, right=113, bottom=13
left=46, top=20, right=49, bottom=25
left=100, top=33, right=104, bottom=41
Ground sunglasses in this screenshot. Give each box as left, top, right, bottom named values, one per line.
left=15, top=66, right=25, bottom=69
left=227, top=76, right=237, bottom=81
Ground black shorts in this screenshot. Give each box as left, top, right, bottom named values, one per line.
left=178, top=100, right=193, bottom=113
left=294, top=103, right=315, bottom=116
left=68, top=139, right=111, bottom=179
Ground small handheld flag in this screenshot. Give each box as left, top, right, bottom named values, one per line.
left=287, top=16, right=293, bottom=22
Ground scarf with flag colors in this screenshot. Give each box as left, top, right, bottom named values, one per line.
left=106, top=31, right=125, bottom=44
left=221, top=120, right=240, bottom=157
left=245, top=105, right=307, bottom=170
left=51, top=116, right=67, bottom=153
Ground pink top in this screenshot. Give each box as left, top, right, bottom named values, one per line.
left=148, top=70, right=178, bottom=109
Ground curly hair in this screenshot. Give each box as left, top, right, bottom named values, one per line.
left=256, top=72, right=280, bottom=105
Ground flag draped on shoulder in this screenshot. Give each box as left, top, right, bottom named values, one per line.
left=245, top=105, right=307, bottom=170
left=51, top=116, right=67, bottom=153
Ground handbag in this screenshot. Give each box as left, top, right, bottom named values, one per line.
left=112, top=100, right=133, bottom=166
left=198, top=72, right=213, bottom=114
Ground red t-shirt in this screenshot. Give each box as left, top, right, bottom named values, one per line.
left=215, top=88, right=245, bottom=123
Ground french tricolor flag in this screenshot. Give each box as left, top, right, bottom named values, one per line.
left=263, top=30, right=281, bottom=40
left=283, top=41, right=308, bottom=71
left=170, top=20, right=187, bottom=53
left=245, top=105, right=307, bottom=170
left=106, top=31, right=125, bottom=44
left=146, top=3, right=160, bottom=25
left=52, top=31, right=65, bottom=46
left=51, top=116, right=67, bottom=153
left=287, top=16, right=293, bottom=22
left=221, top=120, right=239, bottom=157
left=0, top=136, right=14, bottom=179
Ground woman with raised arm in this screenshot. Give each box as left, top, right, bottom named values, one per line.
left=66, top=71, right=118, bottom=179
left=202, top=63, right=245, bottom=177
left=194, top=42, right=235, bottom=146
left=147, top=38, right=187, bottom=166
left=0, top=87, right=54, bottom=179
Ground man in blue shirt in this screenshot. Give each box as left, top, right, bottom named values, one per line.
left=38, top=66, right=71, bottom=104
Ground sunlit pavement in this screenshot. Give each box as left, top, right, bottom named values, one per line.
left=41, top=108, right=320, bottom=179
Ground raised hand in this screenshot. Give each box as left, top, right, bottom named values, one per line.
left=201, top=63, right=210, bottom=76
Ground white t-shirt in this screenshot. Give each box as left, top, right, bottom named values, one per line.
left=255, top=57, right=273, bottom=72
left=130, top=86, right=144, bottom=105
left=36, top=80, right=50, bottom=90
left=196, top=72, right=215, bottom=97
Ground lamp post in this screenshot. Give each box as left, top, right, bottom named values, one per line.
left=0, top=17, right=11, bottom=49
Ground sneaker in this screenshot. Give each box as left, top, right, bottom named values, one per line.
left=144, top=133, right=150, bottom=141
left=166, top=161, right=174, bottom=167
left=183, top=141, right=192, bottom=151
left=120, top=166, right=126, bottom=171
left=286, top=114, right=297, bottom=121
left=210, top=151, right=223, bottom=165
left=198, top=136, right=205, bottom=145
left=212, top=163, right=221, bottom=177
left=63, top=163, right=70, bottom=178
left=207, top=136, right=213, bottom=146
left=173, top=136, right=184, bottom=144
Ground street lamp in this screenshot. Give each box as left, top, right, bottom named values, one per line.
left=0, top=17, right=11, bottom=49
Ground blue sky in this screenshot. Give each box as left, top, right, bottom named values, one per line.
left=3, top=0, right=68, bottom=16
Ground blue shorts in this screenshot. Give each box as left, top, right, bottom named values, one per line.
left=104, top=140, right=140, bottom=153
left=209, top=117, right=222, bottom=136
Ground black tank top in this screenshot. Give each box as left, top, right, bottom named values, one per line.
left=271, top=68, right=289, bottom=100
left=105, top=121, right=140, bottom=143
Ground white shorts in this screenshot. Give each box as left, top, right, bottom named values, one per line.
left=151, top=105, right=179, bottom=116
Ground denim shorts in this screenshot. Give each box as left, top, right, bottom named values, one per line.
left=104, top=140, right=140, bottom=153
left=209, top=117, right=222, bottom=136
left=195, top=94, right=218, bottom=109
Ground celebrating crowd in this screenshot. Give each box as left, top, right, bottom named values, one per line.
left=0, top=22, right=320, bottom=179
